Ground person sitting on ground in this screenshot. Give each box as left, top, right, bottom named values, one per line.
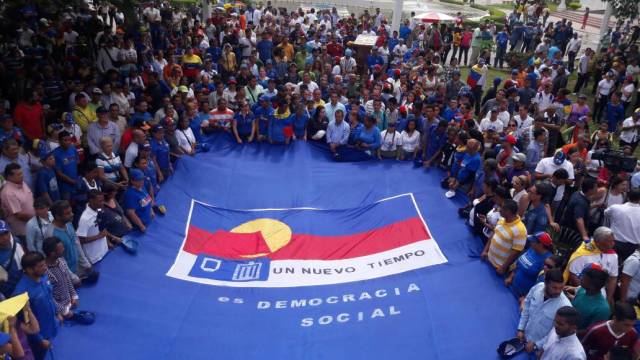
left=517, top=268, right=572, bottom=354
left=444, top=138, right=481, bottom=199
left=563, top=264, right=611, bottom=334
left=481, top=199, right=528, bottom=275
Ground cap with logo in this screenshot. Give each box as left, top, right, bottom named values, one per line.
left=553, top=151, right=566, bottom=165
left=527, top=232, right=552, bottom=246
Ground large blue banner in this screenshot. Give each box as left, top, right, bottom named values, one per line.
left=54, top=136, right=521, bottom=359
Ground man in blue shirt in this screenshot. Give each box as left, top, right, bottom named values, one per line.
left=494, top=29, right=509, bottom=68
left=47, top=200, right=92, bottom=279
left=0, top=220, right=22, bottom=298
left=327, top=109, right=350, bottom=159
left=256, top=32, right=273, bottom=64
left=35, top=151, right=60, bottom=204
left=399, top=20, right=411, bottom=41
left=149, top=125, right=172, bottom=179
left=445, top=139, right=481, bottom=198
left=52, top=131, right=79, bottom=200
left=507, top=232, right=553, bottom=298
left=254, top=96, right=274, bottom=142
left=13, top=251, right=58, bottom=360
left=124, top=169, right=154, bottom=233
left=605, top=91, right=625, bottom=132
left=523, top=182, right=551, bottom=234
left=423, top=120, right=449, bottom=167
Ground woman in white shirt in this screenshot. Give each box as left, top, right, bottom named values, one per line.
left=378, top=122, right=402, bottom=159
left=175, top=116, right=196, bottom=155
left=399, top=119, right=421, bottom=161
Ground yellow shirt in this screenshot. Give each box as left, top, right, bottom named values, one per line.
left=488, top=216, right=527, bottom=269
left=278, top=43, right=295, bottom=62
left=72, top=105, right=97, bottom=133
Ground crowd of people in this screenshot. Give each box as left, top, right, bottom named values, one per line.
left=0, top=0, right=638, bottom=358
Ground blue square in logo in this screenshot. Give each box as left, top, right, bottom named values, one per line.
left=189, top=254, right=270, bottom=282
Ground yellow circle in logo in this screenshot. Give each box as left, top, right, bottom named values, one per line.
left=230, top=218, right=292, bottom=257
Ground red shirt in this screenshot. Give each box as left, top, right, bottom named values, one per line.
left=14, top=102, right=43, bottom=140
left=582, top=320, right=637, bottom=360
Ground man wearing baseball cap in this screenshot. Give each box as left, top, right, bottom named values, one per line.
left=505, top=232, right=553, bottom=297
left=0, top=220, right=25, bottom=298
left=123, top=169, right=154, bottom=233
left=534, top=150, right=575, bottom=208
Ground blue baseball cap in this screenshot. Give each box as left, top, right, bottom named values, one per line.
left=130, top=169, right=145, bottom=182
left=64, top=112, right=75, bottom=124
left=0, top=220, right=10, bottom=234
left=553, top=151, right=566, bottom=165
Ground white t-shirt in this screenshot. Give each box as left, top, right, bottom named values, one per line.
left=620, top=117, right=639, bottom=143
left=622, top=251, right=640, bottom=300
left=380, top=130, right=402, bottom=151
left=124, top=142, right=139, bottom=168
left=604, top=202, right=640, bottom=245
left=535, top=157, right=575, bottom=201
left=569, top=249, right=618, bottom=278
left=597, top=79, right=614, bottom=97
left=176, top=128, right=196, bottom=153
left=479, top=118, right=504, bottom=133
left=622, top=83, right=636, bottom=102
left=77, top=206, right=108, bottom=264
left=400, top=130, right=421, bottom=152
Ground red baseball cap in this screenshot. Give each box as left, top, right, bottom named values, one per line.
left=528, top=232, right=552, bottom=246
left=505, top=135, right=517, bottom=145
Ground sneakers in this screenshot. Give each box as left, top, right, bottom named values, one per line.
left=445, top=190, right=456, bottom=198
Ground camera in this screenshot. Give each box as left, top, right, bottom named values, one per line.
left=590, top=149, right=637, bottom=173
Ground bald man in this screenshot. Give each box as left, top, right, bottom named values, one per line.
left=445, top=139, right=482, bottom=198
left=124, top=129, right=147, bottom=168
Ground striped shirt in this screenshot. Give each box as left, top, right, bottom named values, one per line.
left=488, top=216, right=527, bottom=269
left=46, top=258, right=78, bottom=315
left=208, top=108, right=234, bottom=129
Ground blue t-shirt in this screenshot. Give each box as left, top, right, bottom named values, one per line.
left=124, top=186, right=153, bottom=226
left=511, top=248, right=552, bottom=297
left=52, top=223, right=80, bottom=273
left=234, top=112, right=255, bottom=137
left=13, top=275, right=58, bottom=341
left=268, top=114, right=292, bottom=143
left=254, top=106, right=274, bottom=136
left=425, top=125, right=447, bottom=159
left=292, top=113, right=309, bottom=138
left=150, top=138, right=171, bottom=170
left=605, top=102, right=625, bottom=132
left=523, top=203, right=549, bottom=234
left=256, top=40, right=273, bottom=63
left=456, top=153, right=481, bottom=183
left=53, top=146, right=79, bottom=194
left=356, top=126, right=381, bottom=150
left=35, top=166, right=60, bottom=202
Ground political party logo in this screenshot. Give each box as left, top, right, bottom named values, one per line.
left=167, top=194, right=447, bottom=287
